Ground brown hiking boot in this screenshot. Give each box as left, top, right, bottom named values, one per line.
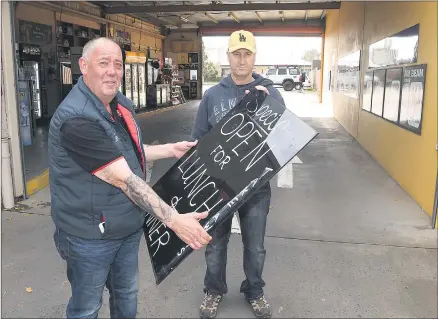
left=199, top=291, right=222, bottom=318
left=248, top=295, right=272, bottom=318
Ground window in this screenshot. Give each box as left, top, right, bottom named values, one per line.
left=267, top=69, right=276, bottom=75
left=289, top=68, right=299, bottom=75
left=278, top=68, right=287, bottom=75
left=362, top=64, right=426, bottom=135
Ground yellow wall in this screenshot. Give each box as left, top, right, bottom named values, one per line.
left=322, top=9, right=339, bottom=107
left=358, top=2, right=437, bottom=216
left=105, top=13, right=163, bottom=57
left=105, top=13, right=160, bottom=36
left=16, top=2, right=163, bottom=56
left=16, top=2, right=55, bottom=27
left=56, top=12, right=101, bottom=30
left=325, top=1, right=438, bottom=216
left=130, top=31, right=163, bottom=56
left=331, top=2, right=365, bottom=138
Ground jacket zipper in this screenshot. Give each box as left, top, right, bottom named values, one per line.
left=132, top=120, right=146, bottom=178
left=106, top=107, right=146, bottom=179
left=115, top=120, right=130, bottom=140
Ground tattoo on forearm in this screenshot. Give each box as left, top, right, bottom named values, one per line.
left=122, top=173, right=174, bottom=224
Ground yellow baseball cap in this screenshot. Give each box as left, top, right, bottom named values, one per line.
left=228, top=30, right=256, bottom=53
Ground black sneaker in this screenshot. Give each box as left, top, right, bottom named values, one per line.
left=248, top=295, right=272, bottom=318
left=199, top=291, right=222, bottom=319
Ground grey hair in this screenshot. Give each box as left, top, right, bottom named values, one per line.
left=81, top=37, right=119, bottom=59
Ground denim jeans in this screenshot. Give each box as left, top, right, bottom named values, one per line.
left=54, top=227, right=143, bottom=319
left=204, top=185, right=271, bottom=300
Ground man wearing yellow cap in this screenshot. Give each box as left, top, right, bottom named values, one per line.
left=192, top=30, right=284, bottom=319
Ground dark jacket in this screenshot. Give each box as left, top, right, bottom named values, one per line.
left=191, top=73, right=285, bottom=140
left=48, top=76, right=147, bottom=240
left=191, top=73, right=285, bottom=197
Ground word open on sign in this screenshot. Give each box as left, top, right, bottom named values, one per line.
left=143, top=90, right=318, bottom=284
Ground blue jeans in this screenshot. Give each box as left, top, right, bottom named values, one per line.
left=204, top=185, right=271, bottom=300
left=54, top=227, right=142, bottom=318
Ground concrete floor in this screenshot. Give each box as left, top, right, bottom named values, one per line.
left=2, top=90, right=437, bottom=318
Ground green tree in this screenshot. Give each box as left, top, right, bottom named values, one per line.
left=202, top=41, right=219, bottom=82
left=302, top=49, right=321, bottom=62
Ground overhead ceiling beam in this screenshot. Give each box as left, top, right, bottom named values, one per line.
left=204, top=12, right=219, bottom=24
left=199, top=18, right=323, bottom=30
left=33, top=1, right=165, bottom=39
left=89, top=1, right=173, bottom=27
left=200, top=24, right=324, bottom=37
left=255, top=11, right=263, bottom=23
left=103, top=2, right=341, bottom=14
left=125, top=1, right=178, bottom=27
left=180, top=15, right=191, bottom=23
left=228, top=12, right=240, bottom=23
left=135, top=13, right=173, bottom=27
left=183, top=0, right=216, bottom=24
left=247, top=1, right=262, bottom=23
left=154, top=13, right=182, bottom=26
left=183, top=12, right=198, bottom=25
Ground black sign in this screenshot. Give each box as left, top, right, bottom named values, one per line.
left=144, top=90, right=318, bottom=284
left=18, top=20, right=52, bottom=46
left=383, top=68, right=402, bottom=122
left=19, top=43, right=41, bottom=61
left=399, top=64, right=426, bottom=134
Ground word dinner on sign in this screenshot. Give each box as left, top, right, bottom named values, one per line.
left=143, top=89, right=318, bottom=284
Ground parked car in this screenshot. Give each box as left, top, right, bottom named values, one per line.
left=264, top=66, right=303, bottom=91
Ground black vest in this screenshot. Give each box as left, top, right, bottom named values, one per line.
left=48, top=76, right=148, bottom=240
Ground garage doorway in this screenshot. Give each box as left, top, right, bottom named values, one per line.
left=201, top=35, right=331, bottom=117
left=201, top=35, right=322, bottom=93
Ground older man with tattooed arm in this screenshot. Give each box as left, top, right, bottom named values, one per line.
left=48, top=37, right=211, bottom=319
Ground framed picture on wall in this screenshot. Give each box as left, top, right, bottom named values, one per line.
left=190, top=69, right=197, bottom=81
left=399, top=64, right=427, bottom=134
left=18, top=20, right=52, bottom=46
left=362, top=71, right=373, bottom=112
left=188, top=52, right=199, bottom=64
left=383, top=67, right=402, bottom=122
left=336, top=50, right=360, bottom=99
left=371, top=69, right=386, bottom=116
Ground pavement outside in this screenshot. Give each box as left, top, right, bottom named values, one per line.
left=1, top=89, right=437, bottom=318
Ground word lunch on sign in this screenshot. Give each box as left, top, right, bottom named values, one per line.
left=143, top=90, right=318, bottom=284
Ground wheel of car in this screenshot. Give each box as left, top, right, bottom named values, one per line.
left=283, top=80, right=293, bottom=91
